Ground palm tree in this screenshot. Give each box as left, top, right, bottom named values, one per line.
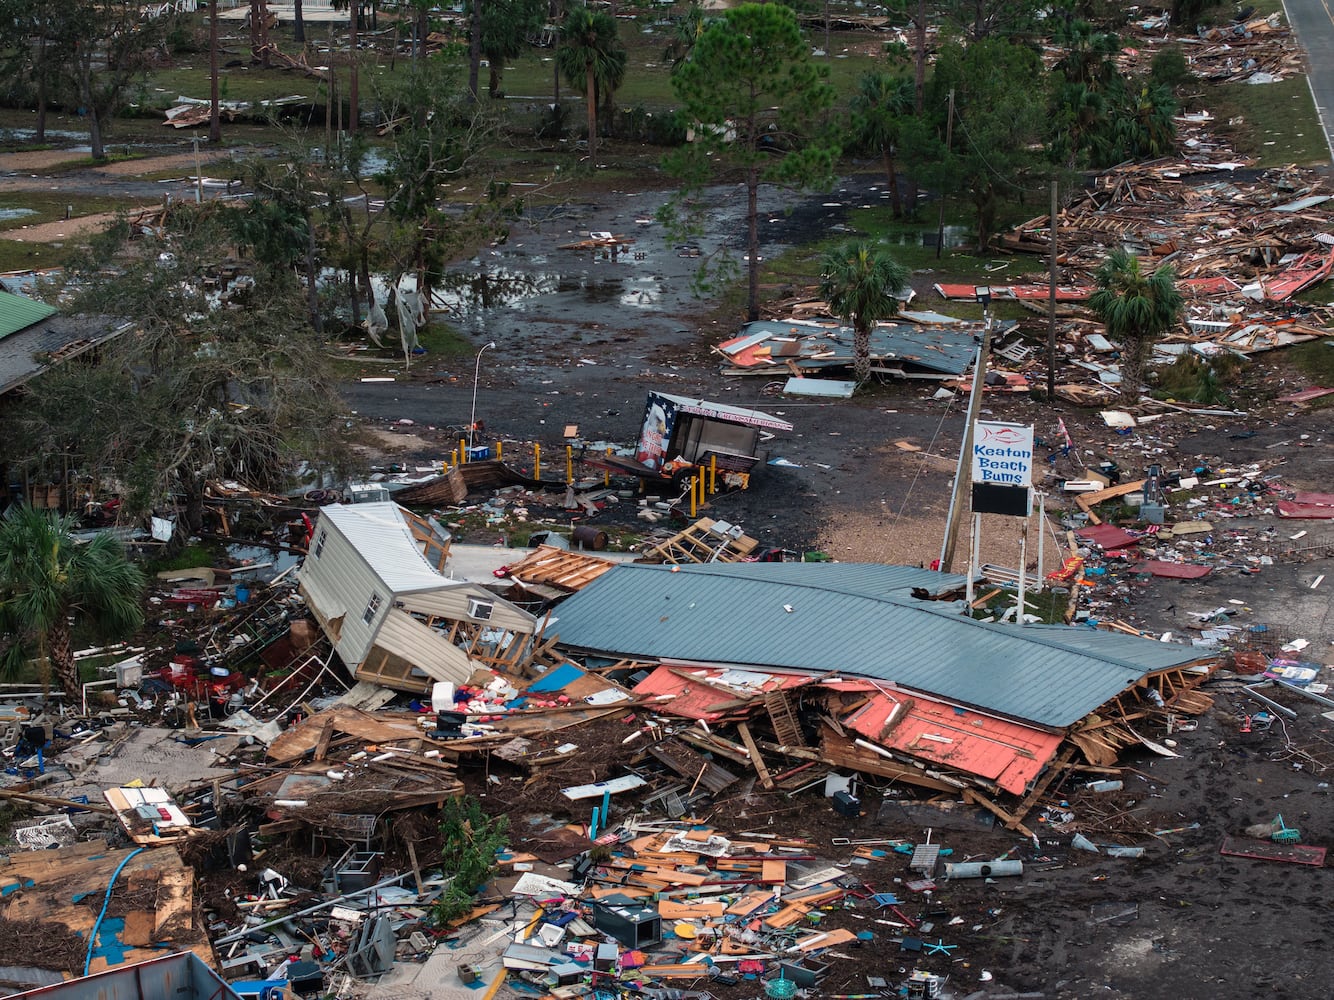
left=849, top=71, right=914, bottom=218
left=819, top=240, right=910, bottom=385
left=0, top=506, right=145, bottom=702
left=556, top=4, right=623, bottom=164
left=663, top=1, right=705, bottom=69
left=1116, top=81, right=1178, bottom=160
left=1088, top=248, right=1183, bottom=400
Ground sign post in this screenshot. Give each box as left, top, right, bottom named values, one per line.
left=969, top=421, right=1035, bottom=625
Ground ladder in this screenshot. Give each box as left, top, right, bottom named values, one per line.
left=765, top=690, right=807, bottom=748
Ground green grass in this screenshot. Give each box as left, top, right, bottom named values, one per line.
left=1287, top=337, right=1334, bottom=385
left=0, top=192, right=148, bottom=270
left=749, top=202, right=1053, bottom=311
left=0, top=193, right=131, bottom=232
left=494, top=21, right=883, bottom=112
left=0, top=240, right=79, bottom=272
left=148, top=542, right=224, bottom=573
left=974, top=586, right=1067, bottom=624
left=1208, top=76, right=1330, bottom=167
left=416, top=320, right=476, bottom=358
left=325, top=318, right=477, bottom=380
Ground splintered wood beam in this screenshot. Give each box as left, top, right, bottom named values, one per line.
left=406, top=842, right=425, bottom=895
left=970, top=588, right=1003, bottom=609
left=1011, top=744, right=1078, bottom=825
left=963, top=787, right=1035, bottom=840
left=314, top=719, right=334, bottom=761
left=736, top=722, right=775, bottom=790
left=0, top=788, right=113, bottom=814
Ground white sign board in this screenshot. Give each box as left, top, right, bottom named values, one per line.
left=971, top=421, right=1035, bottom=488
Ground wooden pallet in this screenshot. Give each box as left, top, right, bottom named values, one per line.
left=637, top=517, right=760, bottom=564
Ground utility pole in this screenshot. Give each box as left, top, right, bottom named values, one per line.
left=349, top=0, right=360, bottom=133
left=939, top=302, right=992, bottom=574
left=935, top=88, right=954, bottom=260
left=208, top=0, right=221, bottom=143
left=1047, top=180, right=1058, bottom=401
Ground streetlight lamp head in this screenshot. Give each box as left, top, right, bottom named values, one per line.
left=973, top=286, right=992, bottom=306
left=484, top=341, right=497, bottom=349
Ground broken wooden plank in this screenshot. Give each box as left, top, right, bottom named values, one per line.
left=962, top=787, right=1036, bottom=840
left=736, top=721, right=776, bottom=790
left=1075, top=479, right=1147, bottom=525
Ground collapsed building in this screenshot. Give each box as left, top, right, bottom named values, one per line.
left=538, top=559, right=1218, bottom=831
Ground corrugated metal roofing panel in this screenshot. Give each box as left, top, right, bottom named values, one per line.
left=0, top=289, right=57, bottom=341
left=659, top=562, right=969, bottom=600
left=632, top=664, right=812, bottom=721
left=782, top=377, right=856, bottom=398
left=318, top=503, right=458, bottom=595
left=550, top=564, right=1208, bottom=728
left=838, top=686, right=1062, bottom=794
left=723, top=320, right=979, bottom=377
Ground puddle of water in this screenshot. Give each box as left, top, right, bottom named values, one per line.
left=225, top=543, right=302, bottom=582
left=0, top=208, right=37, bottom=221
left=888, top=224, right=971, bottom=249
left=620, top=275, right=661, bottom=308
left=0, top=128, right=91, bottom=145
left=427, top=269, right=663, bottom=316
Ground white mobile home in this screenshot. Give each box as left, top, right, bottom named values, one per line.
left=298, top=503, right=538, bottom=693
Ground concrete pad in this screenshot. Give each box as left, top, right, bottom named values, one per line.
left=367, top=911, right=529, bottom=1000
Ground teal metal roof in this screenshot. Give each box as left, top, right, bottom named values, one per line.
left=549, top=563, right=1209, bottom=729
left=0, top=288, right=57, bottom=341
left=654, top=561, right=969, bottom=599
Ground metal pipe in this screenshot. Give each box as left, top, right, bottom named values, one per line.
left=213, top=871, right=418, bottom=945
left=1241, top=686, right=1298, bottom=719
left=1271, top=678, right=1334, bottom=710
left=943, top=860, right=1023, bottom=879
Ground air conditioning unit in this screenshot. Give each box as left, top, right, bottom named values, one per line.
left=467, top=597, right=494, bottom=621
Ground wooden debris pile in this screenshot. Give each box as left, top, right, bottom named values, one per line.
left=1122, top=11, right=1302, bottom=84
left=1000, top=161, right=1334, bottom=309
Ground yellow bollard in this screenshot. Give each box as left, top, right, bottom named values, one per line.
left=566, top=445, right=573, bottom=484
left=534, top=443, right=541, bottom=479
left=496, top=441, right=503, bottom=461
left=710, top=455, right=717, bottom=494
left=689, top=474, right=697, bottom=518
left=604, top=447, right=612, bottom=487
left=459, top=438, right=467, bottom=463
left=699, top=469, right=706, bottom=507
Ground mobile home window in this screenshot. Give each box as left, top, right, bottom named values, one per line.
left=467, top=597, right=494, bottom=621
left=363, top=593, right=382, bottom=624
left=314, top=529, right=327, bottom=557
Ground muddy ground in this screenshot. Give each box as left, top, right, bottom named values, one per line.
left=5, top=143, right=1334, bottom=998
left=329, top=173, right=1334, bottom=999
left=455, top=692, right=1334, bottom=1000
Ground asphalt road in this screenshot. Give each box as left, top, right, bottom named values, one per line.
left=1283, top=0, right=1334, bottom=162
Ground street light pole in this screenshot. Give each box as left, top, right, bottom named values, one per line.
left=469, top=341, right=497, bottom=452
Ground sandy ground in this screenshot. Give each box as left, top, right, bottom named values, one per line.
left=0, top=148, right=232, bottom=241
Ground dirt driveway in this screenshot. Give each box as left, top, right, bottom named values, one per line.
left=0, top=148, right=233, bottom=240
